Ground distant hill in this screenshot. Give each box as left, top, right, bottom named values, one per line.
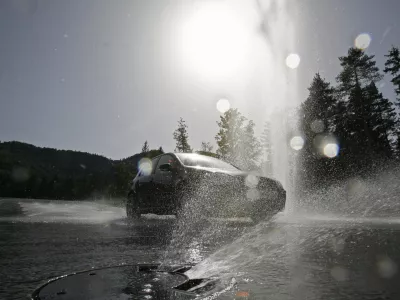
left=0, top=141, right=163, bottom=200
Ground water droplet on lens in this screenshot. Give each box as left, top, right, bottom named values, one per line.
left=290, top=136, right=304, bottom=150
left=310, top=119, right=325, bottom=133
left=138, top=158, right=152, bottom=176
left=323, top=143, right=339, bottom=158
left=331, top=237, right=345, bottom=253
left=331, top=266, right=348, bottom=281
left=355, top=33, right=371, bottom=49
left=246, top=188, right=260, bottom=201
left=11, top=167, right=30, bottom=182
left=245, top=174, right=259, bottom=188
left=286, top=53, right=300, bottom=69
left=216, top=98, right=230, bottom=113
left=377, top=256, right=397, bottom=278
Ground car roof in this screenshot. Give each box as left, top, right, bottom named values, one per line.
left=147, top=152, right=241, bottom=171
left=150, top=152, right=217, bottom=164
left=152, top=152, right=205, bottom=158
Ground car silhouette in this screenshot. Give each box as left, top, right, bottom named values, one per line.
left=126, top=153, right=286, bottom=223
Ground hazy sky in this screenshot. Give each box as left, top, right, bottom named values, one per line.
left=1, top=0, right=400, bottom=159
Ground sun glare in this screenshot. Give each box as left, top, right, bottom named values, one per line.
left=180, top=4, right=249, bottom=78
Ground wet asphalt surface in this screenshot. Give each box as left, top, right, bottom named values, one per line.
left=1, top=199, right=400, bottom=300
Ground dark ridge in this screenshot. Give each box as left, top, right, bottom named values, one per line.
left=0, top=141, right=163, bottom=200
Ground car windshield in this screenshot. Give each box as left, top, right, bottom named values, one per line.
left=176, top=154, right=240, bottom=172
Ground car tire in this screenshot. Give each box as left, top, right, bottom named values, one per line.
left=174, top=194, right=186, bottom=221
left=174, top=182, right=195, bottom=221
left=175, top=208, right=184, bottom=220
left=126, top=192, right=141, bottom=219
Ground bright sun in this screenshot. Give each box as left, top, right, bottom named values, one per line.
left=179, top=3, right=249, bottom=78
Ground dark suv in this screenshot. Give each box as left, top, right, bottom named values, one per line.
left=126, top=153, right=286, bottom=223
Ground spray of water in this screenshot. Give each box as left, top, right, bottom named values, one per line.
left=293, top=165, right=400, bottom=218
left=254, top=0, right=300, bottom=212
left=0, top=199, right=125, bottom=224
left=159, top=0, right=303, bottom=278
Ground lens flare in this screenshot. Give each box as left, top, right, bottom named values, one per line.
left=236, top=291, right=250, bottom=297
left=377, top=256, right=398, bottom=278
left=290, top=136, right=304, bottom=151
left=138, top=158, right=152, bottom=175
left=246, top=188, right=260, bottom=201
left=286, top=53, right=300, bottom=69
left=355, top=33, right=371, bottom=50
left=216, top=98, right=231, bottom=113
left=11, top=167, right=30, bottom=182
left=331, top=266, right=349, bottom=282
left=245, top=174, right=259, bottom=188
left=310, top=119, right=325, bottom=133
left=323, top=143, right=339, bottom=158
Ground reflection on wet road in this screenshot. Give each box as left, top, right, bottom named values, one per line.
left=0, top=200, right=249, bottom=299
left=1, top=199, right=400, bottom=299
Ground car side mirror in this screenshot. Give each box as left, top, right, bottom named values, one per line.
left=159, top=163, right=172, bottom=172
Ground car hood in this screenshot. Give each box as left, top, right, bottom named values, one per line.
left=184, top=166, right=283, bottom=190
left=184, top=165, right=247, bottom=176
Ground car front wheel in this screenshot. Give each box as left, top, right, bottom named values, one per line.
left=250, top=195, right=285, bottom=223
left=126, top=192, right=141, bottom=219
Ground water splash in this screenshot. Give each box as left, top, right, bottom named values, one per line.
left=0, top=199, right=125, bottom=224
left=256, top=0, right=300, bottom=208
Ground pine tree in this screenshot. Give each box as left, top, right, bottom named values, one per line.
left=173, top=118, right=192, bottom=153
left=336, top=47, right=382, bottom=95
left=200, top=142, right=213, bottom=152
left=335, top=47, right=384, bottom=168
left=141, top=141, right=149, bottom=153
left=384, top=46, right=400, bottom=158
left=215, top=108, right=246, bottom=162
left=215, top=108, right=260, bottom=170
left=301, top=73, right=337, bottom=160
left=158, top=146, right=164, bottom=154
left=363, top=82, right=396, bottom=157
left=300, top=73, right=338, bottom=188
left=238, top=120, right=261, bottom=170
left=302, top=73, right=337, bottom=135
left=384, top=46, right=400, bottom=106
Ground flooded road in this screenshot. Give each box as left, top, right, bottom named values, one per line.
left=1, top=199, right=400, bottom=299
left=0, top=199, right=247, bottom=299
